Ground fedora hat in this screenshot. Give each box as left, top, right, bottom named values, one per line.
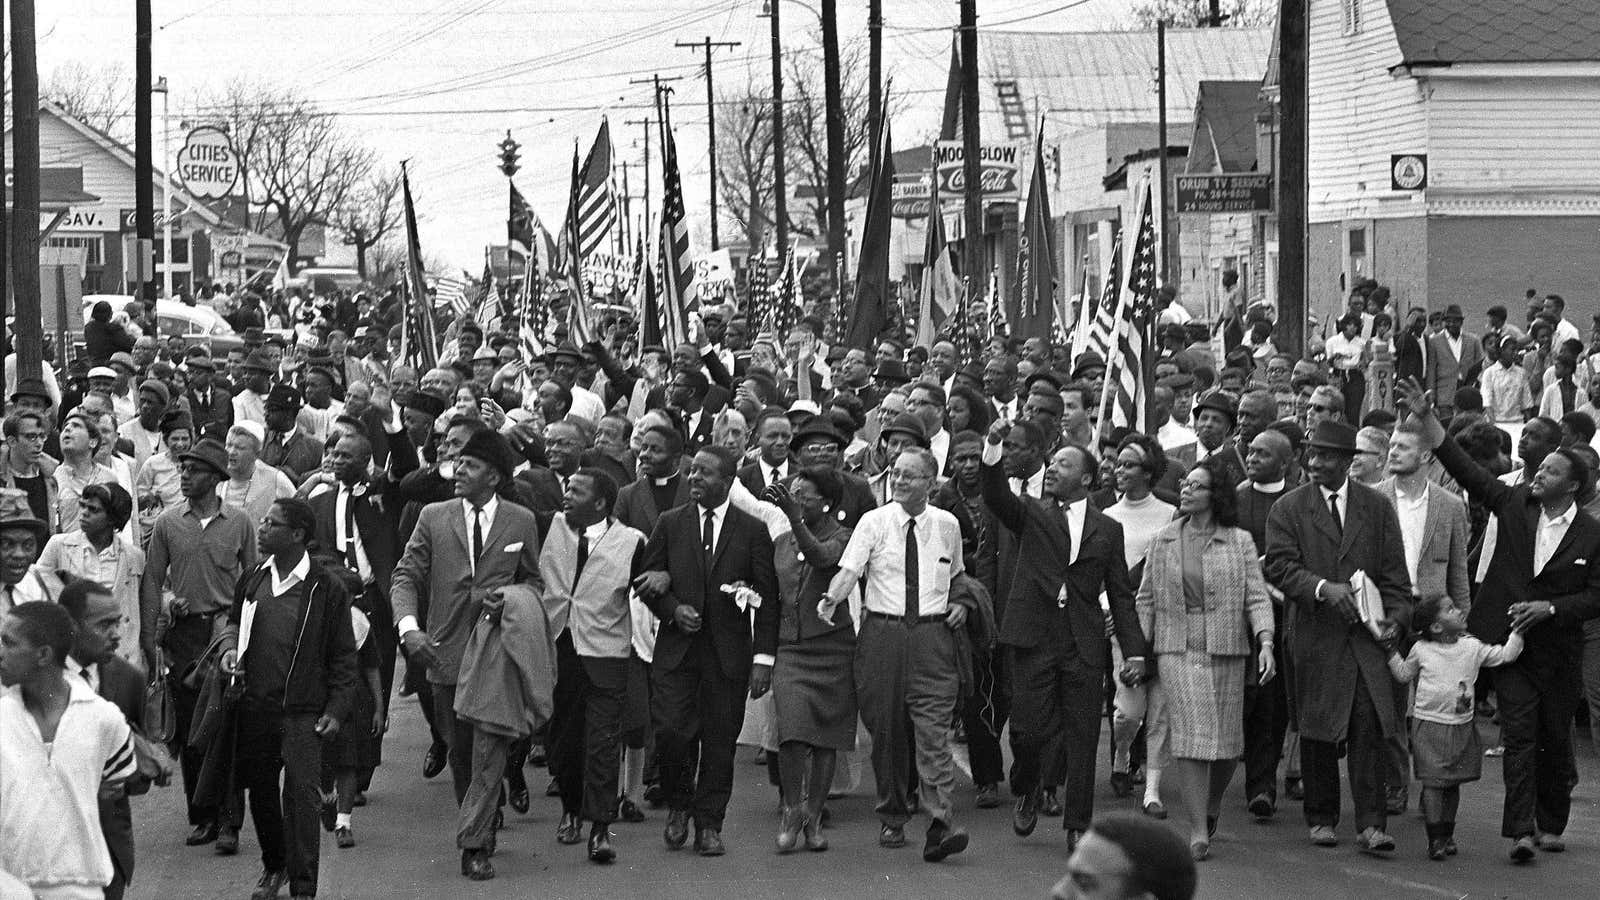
left=1441, top=304, right=1466, bottom=321
left=240, top=350, right=275, bottom=373
left=879, top=413, right=930, bottom=449
left=459, top=429, right=515, bottom=483
left=790, top=418, right=843, bottom=454
left=1306, top=420, right=1358, bottom=455
left=180, top=438, right=232, bottom=480
left=0, top=488, right=49, bottom=542
left=1193, top=389, right=1238, bottom=424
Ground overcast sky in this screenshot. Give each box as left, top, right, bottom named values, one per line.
left=38, top=0, right=1139, bottom=269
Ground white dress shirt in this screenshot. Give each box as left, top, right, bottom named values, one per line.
left=1313, top=481, right=1351, bottom=599
left=991, top=395, right=1018, bottom=422
left=463, top=494, right=501, bottom=577
left=929, top=429, right=952, bottom=475
left=1062, top=497, right=1087, bottom=564
left=1533, top=505, right=1574, bottom=575
left=838, top=503, right=964, bottom=617
left=1158, top=419, right=1198, bottom=453
left=1394, top=481, right=1430, bottom=589
left=695, top=497, right=732, bottom=553
left=760, top=460, right=790, bottom=490
left=335, top=483, right=375, bottom=584
left=1010, top=466, right=1045, bottom=499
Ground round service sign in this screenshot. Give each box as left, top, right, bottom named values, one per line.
left=177, top=126, right=239, bottom=199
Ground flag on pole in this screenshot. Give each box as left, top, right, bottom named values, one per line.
left=987, top=266, right=1007, bottom=338
left=1104, top=183, right=1159, bottom=432
left=399, top=164, right=438, bottom=372
left=1016, top=125, right=1057, bottom=335
left=917, top=176, right=960, bottom=347
left=434, top=273, right=471, bottom=319
left=656, top=101, right=694, bottom=350
left=562, top=143, right=596, bottom=343
left=1081, top=231, right=1124, bottom=362
left=843, top=121, right=895, bottom=350
left=575, top=119, right=620, bottom=262
left=769, top=241, right=801, bottom=338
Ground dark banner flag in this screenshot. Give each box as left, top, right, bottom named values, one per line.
left=843, top=122, right=895, bottom=350
left=1014, top=125, right=1057, bottom=339
left=399, top=163, right=439, bottom=371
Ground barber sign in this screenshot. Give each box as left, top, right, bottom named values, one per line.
left=177, top=126, right=240, bottom=199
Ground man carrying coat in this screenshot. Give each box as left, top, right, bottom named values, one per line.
left=1264, top=420, right=1412, bottom=855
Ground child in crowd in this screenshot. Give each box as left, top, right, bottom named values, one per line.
left=1386, top=596, right=1526, bottom=861
left=320, top=602, right=385, bottom=848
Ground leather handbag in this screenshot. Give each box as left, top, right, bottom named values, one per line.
left=143, top=650, right=177, bottom=743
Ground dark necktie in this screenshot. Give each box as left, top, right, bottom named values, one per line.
left=575, top=531, right=590, bottom=583
left=472, top=506, right=485, bottom=563
left=702, top=509, right=716, bottom=560
left=770, top=466, right=781, bottom=488
left=904, top=518, right=919, bottom=614
left=1328, top=493, right=1342, bottom=536
left=343, top=488, right=360, bottom=572
left=1062, top=503, right=1074, bottom=563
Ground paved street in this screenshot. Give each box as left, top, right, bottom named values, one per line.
left=123, top=695, right=1599, bottom=899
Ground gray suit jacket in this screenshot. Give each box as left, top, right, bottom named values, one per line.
left=1375, top=477, right=1470, bottom=609
left=1423, top=331, right=1486, bottom=412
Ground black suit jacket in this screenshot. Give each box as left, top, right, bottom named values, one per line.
left=1436, top=435, right=1600, bottom=661
left=737, top=459, right=791, bottom=497
left=97, top=656, right=145, bottom=887
left=640, top=502, right=778, bottom=681
left=186, top=386, right=233, bottom=440
left=514, top=466, right=567, bottom=516
left=980, top=461, right=1146, bottom=666
left=614, top=473, right=691, bottom=537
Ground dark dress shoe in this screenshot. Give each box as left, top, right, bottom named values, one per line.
left=464, top=850, right=496, bottom=881
left=618, top=797, right=645, bottom=823
left=423, top=742, right=447, bottom=779
left=695, top=828, right=726, bottom=856
left=508, top=782, right=531, bottom=815
left=975, top=783, right=1002, bottom=809
left=1284, top=777, right=1304, bottom=801
left=879, top=824, right=907, bottom=848
left=663, top=810, right=690, bottom=849
left=922, top=820, right=969, bottom=862
left=1384, top=786, right=1407, bottom=816
left=588, top=826, right=616, bottom=864
left=319, top=799, right=336, bottom=833
left=557, top=812, right=584, bottom=845
left=185, top=822, right=218, bottom=846
left=1013, top=792, right=1039, bottom=837
left=214, top=825, right=239, bottom=855
left=643, top=783, right=666, bottom=808
left=336, top=826, right=355, bottom=849
left=1248, top=793, right=1276, bottom=819
left=1110, top=771, right=1133, bottom=798
left=1041, top=789, right=1063, bottom=817
left=249, top=868, right=286, bottom=900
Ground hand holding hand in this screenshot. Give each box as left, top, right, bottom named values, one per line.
left=1508, top=600, right=1553, bottom=633
left=1119, top=658, right=1147, bottom=686
left=749, top=663, right=773, bottom=699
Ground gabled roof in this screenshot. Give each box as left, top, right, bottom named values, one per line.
left=1387, top=0, right=1600, bottom=66
left=23, top=99, right=227, bottom=228
left=956, top=27, right=1273, bottom=143
left=1185, top=81, right=1261, bottom=174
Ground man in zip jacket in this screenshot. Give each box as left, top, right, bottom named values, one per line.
left=218, top=497, right=358, bottom=900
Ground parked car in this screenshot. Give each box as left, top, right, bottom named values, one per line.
left=80, top=296, right=244, bottom=355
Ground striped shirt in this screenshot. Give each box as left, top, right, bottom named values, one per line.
left=0, top=676, right=137, bottom=891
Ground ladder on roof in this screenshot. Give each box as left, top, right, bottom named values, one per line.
left=993, top=80, right=1031, bottom=141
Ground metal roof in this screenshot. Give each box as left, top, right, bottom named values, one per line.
left=1387, top=0, right=1600, bottom=65
left=973, top=27, right=1273, bottom=142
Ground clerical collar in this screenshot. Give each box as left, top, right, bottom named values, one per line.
left=652, top=474, right=676, bottom=486
left=1252, top=479, right=1285, bottom=493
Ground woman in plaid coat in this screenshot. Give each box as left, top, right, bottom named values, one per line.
left=1137, top=457, right=1276, bottom=862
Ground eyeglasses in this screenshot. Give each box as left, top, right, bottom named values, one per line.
left=1179, top=480, right=1213, bottom=492
left=801, top=442, right=839, bottom=454
left=1309, top=403, right=1338, bottom=413
left=12, top=433, right=46, bottom=444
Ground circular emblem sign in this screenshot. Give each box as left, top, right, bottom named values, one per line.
left=177, top=126, right=239, bottom=199
left=1391, top=154, right=1427, bottom=191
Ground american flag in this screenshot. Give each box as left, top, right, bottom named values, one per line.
left=1082, top=230, right=1124, bottom=361
left=744, top=255, right=771, bottom=332
left=434, top=274, right=471, bottom=319
left=398, top=164, right=439, bottom=371
left=768, top=242, right=802, bottom=339
left=562, top=143, right=595, bottom=343
left=987, top=266, right=1007, bottom=338
left=656, top=103, right=693, bottom=350
left=575, top=119, right=619, bottom=261
left=1107, top=184, right=1159, bottom=432
left=474, top=259, right=501, bottom=334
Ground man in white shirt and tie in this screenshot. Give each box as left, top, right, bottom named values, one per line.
left=738, top=412, right=793, bottom=495
left=984, top=357, right=1021, bottom=423
left=823, top=446, right=973, bottom=862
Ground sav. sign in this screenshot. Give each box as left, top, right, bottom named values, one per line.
left=176, top=126, right=239, bottom=199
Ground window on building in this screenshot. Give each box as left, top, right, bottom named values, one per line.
left=1342, top=0, right=1363, bottom=35
left=1344, top=225, right=1369, bottom=292
left=44, top=235, right=104, bottom=267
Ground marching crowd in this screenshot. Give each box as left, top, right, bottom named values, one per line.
left=1, top=277, right=1598, bottom=900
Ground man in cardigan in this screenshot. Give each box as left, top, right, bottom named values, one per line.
left=541, top=468, right=647, bottom=864
left=634, top=445, right=778, bottom=857
left=391, top=430, right=544, bottom=881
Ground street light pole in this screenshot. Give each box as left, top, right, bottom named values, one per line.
left=763, top=0, right=789, bottom=259
left=157, top=76, right=173, bottom=300
left=822, top=0, right=847, bottom=288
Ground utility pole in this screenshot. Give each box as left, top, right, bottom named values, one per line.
left=868, top=0, right=883, bottom=160
left=616, top=161, right=634, bottom=254
left=1156, top=20, right=1171, bottom=284
left=8, top=0, right=43, bottom=380
left=136, top=0, right=156, bottom=303
left=624, top=117, right=654, bottom=227
left=763, top=0, right=789, bottom=260
left=629, top=73, right=682, bottom=138
left=1206, top=0, right=1228, bottom=27
left=677, top=37, right=740, bottom=251
left=959, top=0, right=982, bottom=297
left=1279, top=0, right=1308, bottom=357
left=822, top=0, right=847, bottom=288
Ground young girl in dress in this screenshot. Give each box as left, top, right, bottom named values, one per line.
left=1387, top=597, right=1526, bottom=860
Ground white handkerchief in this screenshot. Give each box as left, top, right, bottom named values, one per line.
left=504, top=542, right=524, bottom=553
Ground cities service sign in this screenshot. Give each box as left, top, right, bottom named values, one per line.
left=176, top=126, right=240, bottom=199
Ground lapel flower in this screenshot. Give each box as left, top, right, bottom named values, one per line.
left=720, top=580, right=762, bottom=613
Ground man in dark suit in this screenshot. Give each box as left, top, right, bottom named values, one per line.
left=737, top=411, right=793, bottom=496
left=311, top=428, right=419, bottom=791
left=978, top=421, right=1148, bottom=850
left=1400, top=377, right=1600, bottom=860
left=1423, top=304, right=1485, bottom=420
left=615, top=424, right=691, bottom=537
left=1264, top=420, right=1412, bottom=854
left=184, top=356, right=233, bottom=440
left=634, top=444, right=778, bottom=857
left=1193, top=390, right=1246, bottom=489
left=62, top=579, right=148, bottom=900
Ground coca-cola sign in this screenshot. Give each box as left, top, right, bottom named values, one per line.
left=932, top=141, right=1021, bottom=199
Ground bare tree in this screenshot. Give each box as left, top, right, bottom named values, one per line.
left=1130, top=0, right=1275, bottom=28
left=785, top=39, right=880, bottom=245
left=191, top=80, right=374, bottom=274
left=714, top=88, right=788, bottom=254
left=42, top=62, right=134, bottom=143
left=333, top=170, right=403, bottom=282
